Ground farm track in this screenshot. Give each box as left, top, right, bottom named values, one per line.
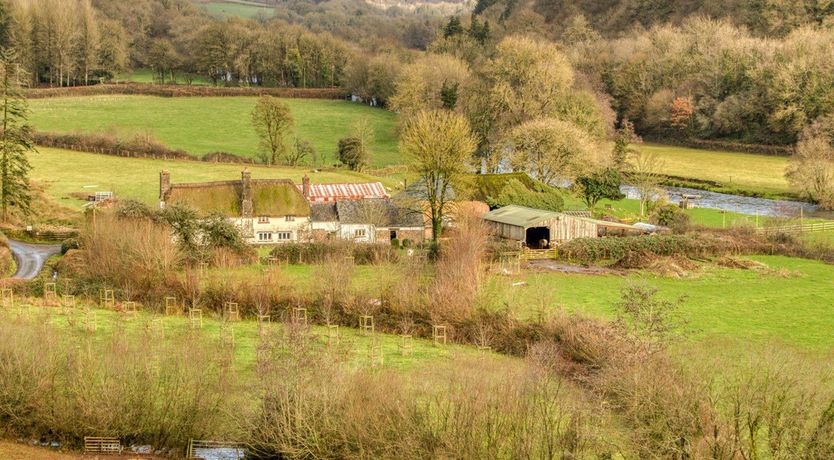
left=8, top=240, right=61, bottom=280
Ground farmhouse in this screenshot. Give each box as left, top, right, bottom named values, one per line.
left=299, top=175, right=388, bottom=203
left=159, top=170, right=311, bottom=244
left=309, top=198, right=425, bottom=244
left=483, top=205, right=645, bottom=248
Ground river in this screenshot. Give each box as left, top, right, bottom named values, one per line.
left=620, top=185, right=817, bottom=218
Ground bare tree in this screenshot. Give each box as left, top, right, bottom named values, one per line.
left=399, top=109, right=477, bottom=248
left=251, top=96, right=294, bottom=165
left=628, top=150, right=664, bottom=217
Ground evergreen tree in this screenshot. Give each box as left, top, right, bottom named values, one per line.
left=612, top=118, right=640, bottom=169
left=443, top=16, right=464, bottom=38
left=440, top=80, right=459, bottom=110
left=0, top=49, right=33, bottom=222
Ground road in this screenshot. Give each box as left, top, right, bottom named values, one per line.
left=8, top=239, right=62, bottom=280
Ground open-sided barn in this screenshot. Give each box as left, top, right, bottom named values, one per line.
left=483, top=205, right=646, bottom=248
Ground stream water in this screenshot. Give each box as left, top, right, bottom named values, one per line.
left=620, top=185, right=817, bottom=218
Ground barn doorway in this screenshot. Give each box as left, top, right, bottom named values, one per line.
left=525, top=227, right=550, bottom=248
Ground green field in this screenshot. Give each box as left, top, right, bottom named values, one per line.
left=197, top=0, right=274, bottom=18
left=29, top=95, right=400, bottom=167
left=30, top=147, right=395, bottom=210
left=16, top=304, right=492, bottom=373
left=493, top=255, right=834, bottom=349
left=641, top=143, right=791, bottom=197
left=114, top=68, right=211, bottom=86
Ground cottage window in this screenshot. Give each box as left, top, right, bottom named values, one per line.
left=257, top=232, right=273, bottom=242
left=275, top=231, right=292, bottom=240
left=258, top=216, right=269, bottom=224
left=285, top=215, right=295, bottom=222
left=354, top=228, right=367, bottom=238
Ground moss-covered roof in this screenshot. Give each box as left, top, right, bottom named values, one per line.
left=165, top=179, right=310, bottom=217
left=166, top=181, right=242, bottom=216
left=472, top=173, right=538, bottom=201
left=252, top=180, right=310, bottom=217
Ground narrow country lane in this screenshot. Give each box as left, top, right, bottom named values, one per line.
left=8, top=239, right=61, bottom=280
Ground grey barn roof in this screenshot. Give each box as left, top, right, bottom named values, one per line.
left=482, top=205, right=563, bottom=228
left=483, top=205, right=646, bottom=231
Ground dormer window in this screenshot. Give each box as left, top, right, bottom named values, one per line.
left=285, top=215, right=295, bottom=222
left=258, top=216, right=269, bottom=224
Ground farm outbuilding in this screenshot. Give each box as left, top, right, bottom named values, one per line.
left=482, top=205, right=646, bottom=248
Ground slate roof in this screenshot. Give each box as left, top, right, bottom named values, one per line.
left=310, top=202, right=338, bottom=222
left=334, top=199, right=424, bottom=227
left=300, top=182, right=388, bottom=202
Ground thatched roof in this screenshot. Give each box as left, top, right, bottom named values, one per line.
left=165, top=179, right=310, bottom=217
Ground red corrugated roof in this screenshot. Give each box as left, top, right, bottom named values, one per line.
left=299, top=182, right=389, bottom=202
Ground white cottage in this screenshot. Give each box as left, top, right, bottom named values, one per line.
left=159, top=170, right=311, bottom=244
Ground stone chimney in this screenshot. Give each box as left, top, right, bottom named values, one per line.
left=159, top=170, right=171, bottom=205
left=302, top=174, right=311, bottom=198
left=241, top=168, right=253, bottom=218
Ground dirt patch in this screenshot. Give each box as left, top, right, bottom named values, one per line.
left=645, top=256, right=700, bottom=278
left=714, top=256, right=768, bottom=270
left=527, top=260, right=622, bottom=275
left=611, top=251, right=700, bottom=278
left=0, top=440, right=168, bottom=460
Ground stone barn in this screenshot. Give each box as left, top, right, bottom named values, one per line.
left=483, top=205, right=645, bottom=248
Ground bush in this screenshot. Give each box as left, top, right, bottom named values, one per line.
left=390, top=238, right=400, bottom=248
left=650, top=203, right=691, bottom=232
left=269, top=242, right=397, bottom=265
left=0, top=314, right=233, bottom=449
left=559, top=230, right=775, bottom=265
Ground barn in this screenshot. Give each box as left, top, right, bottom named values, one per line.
left=482, top=205, right=646, bottom=248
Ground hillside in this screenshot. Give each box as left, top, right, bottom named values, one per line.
left=491, top=0, right=834, bottom=37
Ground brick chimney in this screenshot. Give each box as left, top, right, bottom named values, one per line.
left=302, top=174, right=311, bottom=198
left=159, top=170, right=171, bottom=206
left=241, top=169, right=253, bottom=218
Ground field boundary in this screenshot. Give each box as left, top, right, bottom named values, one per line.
left=645, top=136, right=793, bottom=157
left=26, top=83, right=348, bottom=99
left=758, top=221, right=834, bottom=234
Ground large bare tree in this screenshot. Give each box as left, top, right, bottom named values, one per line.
left=251, top=96, right=294, bottom=165
left=399, top=110, right=477, bottom=248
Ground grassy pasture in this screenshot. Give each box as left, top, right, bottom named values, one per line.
left=492, top=255, right=834, bottom=350
left=641, top=143, right=791, bottom=197
left=11, top=302, right=497, bottom=374
left=29, top=95, right=399, bottom=167
left=29, top=147, right=395, bottom=210
left=197, top=0, right=274, bottom=18
left=114, top=68, right=211, bottom=86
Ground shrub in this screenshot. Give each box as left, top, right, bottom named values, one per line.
left=269, top=242, right=396, bottom=265
left=650, top=203, right=690, bottom=232
left=0, top=314, right=234, bottom=449
left=559, top=230, right=775, bottom=265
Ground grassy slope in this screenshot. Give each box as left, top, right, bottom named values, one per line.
left=199, top=0, right=273, bottom=18
left=30, top=147, right=395, bottom=210
left=492, top=255, right=834, bottom=349
left=641, top=143, right=790, bottom=197
left=29, top=96, right=399, bottom=167
left=17, top=302, right=505, bottom=373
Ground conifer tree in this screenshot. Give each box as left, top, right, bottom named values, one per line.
left=0, top=49, right=33, bottom=221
